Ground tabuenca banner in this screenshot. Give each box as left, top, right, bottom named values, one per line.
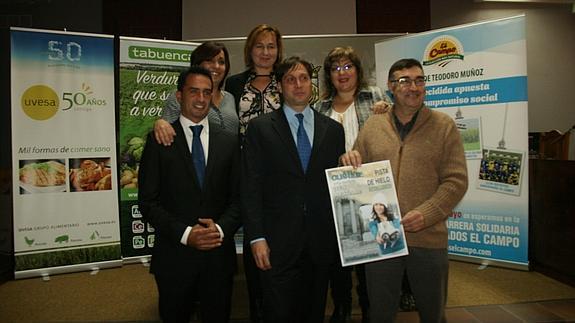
left=118, top=37, right=198, bottom=260
left=10, top=27, right=121, bottom=278
left=374, top=15, right=529, bottom=268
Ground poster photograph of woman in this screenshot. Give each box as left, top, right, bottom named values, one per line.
left=326, top=160, right=408, bottom=266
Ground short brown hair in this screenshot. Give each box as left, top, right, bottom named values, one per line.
left=177, top=66, right=213, bottom=92
left=388, top=58, right=423, bottom=81
left=276, top=56, right=313, bottom=83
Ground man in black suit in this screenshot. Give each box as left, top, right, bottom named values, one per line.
left=242, top=56, right=346, bottom=323
left=138, top=66, right=241, bottom=323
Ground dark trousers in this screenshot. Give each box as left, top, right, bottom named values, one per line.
left=260, top=252, right=331, bottom=323
left=243, top=241, right=264, bottom=323
left=365, top=247, right=448, bottom=323
left=330, top=264, right=369, bottom=311
left=154, top=269, right=233, bottom=323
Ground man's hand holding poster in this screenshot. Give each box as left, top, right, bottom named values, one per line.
left=326, top=160, right=408, bottom=266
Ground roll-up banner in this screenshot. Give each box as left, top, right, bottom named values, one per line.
left=118, top=37, right=198, bottom=261
left=10, top=28, right=121, bottom=278
left=375, top=15, right=529, bottom=269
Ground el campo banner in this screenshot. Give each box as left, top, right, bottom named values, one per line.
left=118, top=37, right=198, bottom=260
left=11, top=28, right=121, bottom=278
left=374, top=15, right=529, bottom=268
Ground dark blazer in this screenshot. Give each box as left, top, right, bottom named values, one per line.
left=241, top=108, right=345, bottom=268
left=138, top=120, right=241, bottom=277
left=225, top=69, right=251, bottom=114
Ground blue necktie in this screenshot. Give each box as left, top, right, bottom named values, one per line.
left=296, top=113, right=312, bottom=172
left=190, top=125, right=205, bottom=187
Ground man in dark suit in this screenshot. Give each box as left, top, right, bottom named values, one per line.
left=138, top=66, right=241, bottom=323
left=242, top=56, right=346, bottom=323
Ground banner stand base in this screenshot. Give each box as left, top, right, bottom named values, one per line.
left=15, top=259, right=122, bottom=280
left=121, top=255, right=151, bottom=267
left=449, top=254, right=529, bottom=271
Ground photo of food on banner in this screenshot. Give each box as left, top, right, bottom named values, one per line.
left=69, top=157, right=112, bottom=192
left=19, top=159, right=66, bottom=194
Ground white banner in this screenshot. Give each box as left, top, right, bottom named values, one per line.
left=11, top=28, right=121, bottom=278
left=375, top=16, right=529, bottom=268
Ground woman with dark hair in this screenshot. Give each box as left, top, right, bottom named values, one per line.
left=319, top=46, right=391, bottom=323
left=318, top=46, right=391, bottom=152
left=368, top=193, right=400, bottom=253
left=154, top=41, right=239, bottom=144
left=225, top=23, right=283, bottom=140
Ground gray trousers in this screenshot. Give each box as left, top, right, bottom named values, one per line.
left=365, top=247, right=449, bottom=323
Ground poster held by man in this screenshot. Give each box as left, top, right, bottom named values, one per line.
left=326, top=160, right=408, bottom=267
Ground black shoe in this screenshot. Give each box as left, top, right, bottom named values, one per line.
left=399, top=292, right=417, bottom=311
left=361, top=309, right=370, bottom=323
left=249, top=297, right=264, bottom=323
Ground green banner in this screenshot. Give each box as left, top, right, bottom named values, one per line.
left=118, top=37, right=197, bottom=259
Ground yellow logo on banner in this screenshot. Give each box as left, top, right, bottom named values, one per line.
left=21, top=85, right=59, bottom=120
left=423, top=36, right=464, bottom=67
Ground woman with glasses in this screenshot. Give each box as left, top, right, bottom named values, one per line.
left=317, top=46, right=391, bottom=323
left=153, top=41, right=239, bottom=145
left=317, top=47, right=391, bottom=153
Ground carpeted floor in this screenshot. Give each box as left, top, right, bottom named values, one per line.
left=1, top=259, right=575, bottom=322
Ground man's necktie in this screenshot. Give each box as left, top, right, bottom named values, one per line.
left=295, top=113, right=312, bottom=172
left=190, top=125, right=205, bottom=187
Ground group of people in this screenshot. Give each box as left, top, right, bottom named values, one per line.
left=138, top=23, right=468, bottom=323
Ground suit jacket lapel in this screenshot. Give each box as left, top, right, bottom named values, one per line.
left=173, top=121, right=202, bottom=190
left=204, top=121, right=221, bottom=187
left=271, top=109, right=302, bottom=170
left=310, top=109, right=328, bottom=169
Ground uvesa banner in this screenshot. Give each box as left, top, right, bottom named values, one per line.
left=375, top=15, right=529, bottom=269
left=10, top=28, right=121, bottom=278
left=118, top=37, right=198, bottom=260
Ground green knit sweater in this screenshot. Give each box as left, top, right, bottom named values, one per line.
left=354, top=106, right=468, bottom=249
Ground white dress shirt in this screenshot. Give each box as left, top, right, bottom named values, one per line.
left=177, top=115, right=224, bottom=245
left=329, top=102, right=359, bottom=152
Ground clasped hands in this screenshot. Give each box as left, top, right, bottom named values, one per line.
left=187, top=218, right=222, bottom=250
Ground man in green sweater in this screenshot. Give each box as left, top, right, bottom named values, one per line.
left=340, top=58, right=468, bottom=323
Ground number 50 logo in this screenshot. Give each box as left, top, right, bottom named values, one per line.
left=62, top=83, right=102, bottom=110
left=48, top=40, right=82, bottom=62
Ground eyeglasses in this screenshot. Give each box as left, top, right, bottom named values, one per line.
left=330, top=63, right=354, bottom=73
left=390, top=77, right=425, bottom=88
